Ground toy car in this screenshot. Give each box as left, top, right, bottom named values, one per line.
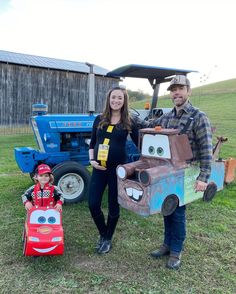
left=23, top=206, right=64, bottom=256
left=117, top=127, right=236, bottom=216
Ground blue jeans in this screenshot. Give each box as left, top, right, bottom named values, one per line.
left=163, top=205, right=186, bottom=254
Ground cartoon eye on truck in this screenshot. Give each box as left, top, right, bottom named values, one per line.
left=23, top=207, right=64, bottom=256
left=116, top=127, right=236, bottom=216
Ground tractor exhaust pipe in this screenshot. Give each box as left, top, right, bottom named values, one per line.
left=86, top=62, right=95, bottom=114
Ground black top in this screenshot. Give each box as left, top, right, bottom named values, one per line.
left=89, top=115, right=139, bottom=168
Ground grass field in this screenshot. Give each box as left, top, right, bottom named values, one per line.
left=0, top=79, right=236, bottom=293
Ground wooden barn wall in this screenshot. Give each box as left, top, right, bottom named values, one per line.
left=0, top=63, right=118, bottom=125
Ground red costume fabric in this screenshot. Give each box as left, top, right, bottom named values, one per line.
left=22, top=183, right=63, bottom=207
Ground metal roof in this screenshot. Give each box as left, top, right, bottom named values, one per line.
left=0, top=50, right=109, bottom=76
left=107, top=64, right=197, bottom=82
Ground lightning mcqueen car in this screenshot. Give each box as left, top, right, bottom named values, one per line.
left=23, top=206, right=64, bottom=256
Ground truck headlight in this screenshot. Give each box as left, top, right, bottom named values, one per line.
left=29, top=236, right=40, bottom=242
left=117, top=166, right=126, bottom=179
left=51, top=237, right=62, bottom=242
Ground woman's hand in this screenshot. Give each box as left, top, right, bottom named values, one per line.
left=90, top=160, right=107, bottom=170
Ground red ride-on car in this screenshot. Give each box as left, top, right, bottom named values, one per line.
left=23, top=206, right=64, bottom=256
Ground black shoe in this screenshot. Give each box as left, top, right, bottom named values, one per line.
left=150, top=244, right=170, bottom=258
left=97, top=239, right=112, bottom=254
left=166, top=253, right=181, bottom=269
left=95, top=236, right=105, bottom=249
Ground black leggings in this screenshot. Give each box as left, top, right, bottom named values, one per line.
left=88, top=166, right=120, bottom=218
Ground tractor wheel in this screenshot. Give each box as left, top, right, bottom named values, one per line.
left=203, top=182, right=217, bottom=202
left=161, top=195, right=179, bottom=216
left=52, top=161, right=91, bottom=204
left=29, top=172, right=35, bottom=181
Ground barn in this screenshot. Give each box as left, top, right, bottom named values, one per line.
left=0, top=50, right=119, bottom=126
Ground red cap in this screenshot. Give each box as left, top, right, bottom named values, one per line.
left=37, top=164, right=52, bottom=175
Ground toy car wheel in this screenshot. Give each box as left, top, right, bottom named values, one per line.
left=161, top=195, right=179, bottom=216
left=52, top=161, right=90, bottom=204
left=203, top=182, right=217, bottom=202
left=22, top=227, right=26, bottom=243
left=23, top=235, right=27, bottom=256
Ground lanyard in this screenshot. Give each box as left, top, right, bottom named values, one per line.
left=98, top=125, right=114, bottom=167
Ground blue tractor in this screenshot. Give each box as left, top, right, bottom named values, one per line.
left=15, top=64, right=195, bottom=203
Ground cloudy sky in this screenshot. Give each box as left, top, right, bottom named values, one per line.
left=1, top=0, right=235, bottom=94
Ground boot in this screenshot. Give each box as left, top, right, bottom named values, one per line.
left=97, top=239, right=112, bottom=254
left=92, top=212, right=107, bottom=246
left=150, top=244, right=170, bottom=258
left=96, top=214, right=119, bottom=254
left=166, top=252, right=182, bottom=269
left=95, top=236, right=105, bottom=249
left=106, top=214, right=119, bottom=241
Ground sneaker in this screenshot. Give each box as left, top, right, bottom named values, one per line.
left=166, top=253, right=181, bottom=269
left=97, top=239, right=112, bottom=254
left=150, top=244, right=170, bottom=258
left=95, top=236, right=105, bottom=249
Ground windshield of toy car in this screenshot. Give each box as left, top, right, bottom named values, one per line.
left=29, top=209, right=60, bottom=225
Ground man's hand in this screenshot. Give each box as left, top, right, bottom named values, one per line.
left=194, top=180, right=208, bottom=192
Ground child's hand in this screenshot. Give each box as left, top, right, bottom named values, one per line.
left=54, top=203, right=62, bottom=212
left=25, top=202, right=33, bottom=211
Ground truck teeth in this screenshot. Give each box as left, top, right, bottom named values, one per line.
left=125, top=187, right=143, bottom=201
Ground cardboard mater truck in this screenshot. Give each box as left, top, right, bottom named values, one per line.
left=117, top=127, right=236, bottom=216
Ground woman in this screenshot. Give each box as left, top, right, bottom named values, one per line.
left=88, top=86, right=139, bottom=254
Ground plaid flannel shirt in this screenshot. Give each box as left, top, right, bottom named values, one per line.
left=149, top=102, right=212, bottom=182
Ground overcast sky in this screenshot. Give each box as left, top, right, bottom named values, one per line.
left=1, top=0, right=236, bottom=94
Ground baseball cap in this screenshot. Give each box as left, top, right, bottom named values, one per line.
left=167, top=75, right=190, bottom=91
left=37, top=164, right=52, bottom=175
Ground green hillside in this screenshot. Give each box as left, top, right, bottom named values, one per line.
left=192, top=78, right=236, bottom=94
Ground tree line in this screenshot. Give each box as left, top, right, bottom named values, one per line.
left=127, top=89, right=151, bottom=102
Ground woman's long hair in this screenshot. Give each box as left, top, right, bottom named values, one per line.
left=99, top=86, right=131, bottom=131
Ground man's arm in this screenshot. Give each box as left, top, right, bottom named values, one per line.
left=147, top=114, right=168, bottom=128
left=195, top=112, right=213, bottom=184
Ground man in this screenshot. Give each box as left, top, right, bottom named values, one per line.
left=149, top=75, right=212, bottom=269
